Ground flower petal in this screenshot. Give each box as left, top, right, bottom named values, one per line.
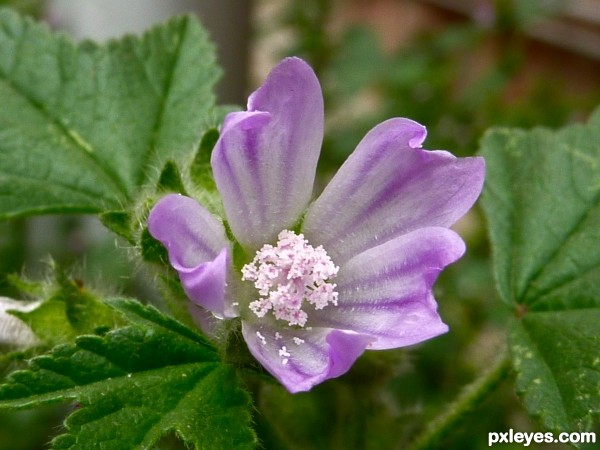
left=177, top=248, right=231, bottom=318
left=242, top=322, right=372, bottom=393
left=148, top=194, right=234, bottom=318
left=309, top=227, right=465, bottom=349
left=212, top=57, right=324, bottom=249
left=303, top=118, right=485, bottom=264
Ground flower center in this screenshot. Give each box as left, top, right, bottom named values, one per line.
left=241, top=230, right=339, bottom=327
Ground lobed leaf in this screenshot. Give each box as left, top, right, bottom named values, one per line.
left=0, top=299, right=256, bottom=450
left=480, top=110, right=600, bottom=436
left=0, top=8, right=220, bottom=219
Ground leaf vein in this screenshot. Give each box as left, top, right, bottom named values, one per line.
left=521, top=197, right=600, bottom=303
left=0, top=75, right=129, bottom=203
left=135, top=17, right=188, bottom=188
left=0, top=169, right=112, bottom=206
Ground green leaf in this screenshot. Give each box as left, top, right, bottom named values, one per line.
left=510, top=312, right=600, bottom=433
left=481, top=110, right=600, bottom=309
left=0, top=9, right=220, bottom=219
left=0, top=299, right=256, bottom=450
left=480, top=110, right=600, bottom=435
left=9, top=272, right=122, bottom=347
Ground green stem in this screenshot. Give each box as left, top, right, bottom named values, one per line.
left=407, top=352, right=511, bottom=450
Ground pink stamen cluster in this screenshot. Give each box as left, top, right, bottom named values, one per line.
left=242, top=230, right=339, bottom=327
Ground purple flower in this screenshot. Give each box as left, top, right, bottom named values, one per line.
left=148, top=57, right=485, bottom=393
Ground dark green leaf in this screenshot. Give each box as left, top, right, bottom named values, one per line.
left=0, top=9, right=220, bottom=219
left=0, top=299, right=256, bottom=450
left=480, top=110, right=600, bottom=435
left=481, top=110, right=600, bottom=309
left=510, top=311, right=600, bottom=433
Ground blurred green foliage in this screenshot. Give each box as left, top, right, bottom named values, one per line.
left=259, top=0, right=600, bottom=449
left=0, top=0, right=42, bottom=16
left=280, top=0, right=598, bottom=169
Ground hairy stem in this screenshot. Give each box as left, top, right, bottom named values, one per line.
left=407, top=352, right=511, bottom=450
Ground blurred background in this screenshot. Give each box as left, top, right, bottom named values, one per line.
left=0, top=0, right=598, bottom=448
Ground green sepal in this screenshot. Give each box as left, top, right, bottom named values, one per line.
left=140, top=227, right=168, bottom=265
left=190, top=128, right=219, bottom=192
left=99, top=210, right=134, bottom=244
left=156, top=160, right=187, bottom=195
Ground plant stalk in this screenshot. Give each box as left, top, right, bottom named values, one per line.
left=407, top=352, right=511, bottom=450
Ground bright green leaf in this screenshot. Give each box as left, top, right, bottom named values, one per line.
left=480, top=110, right=600, bottom=436
left=9, top=272, right=122, bottom=347
left=0, top=8, right=220, bottom=219
left=0, top=299, right=256, bottom=450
